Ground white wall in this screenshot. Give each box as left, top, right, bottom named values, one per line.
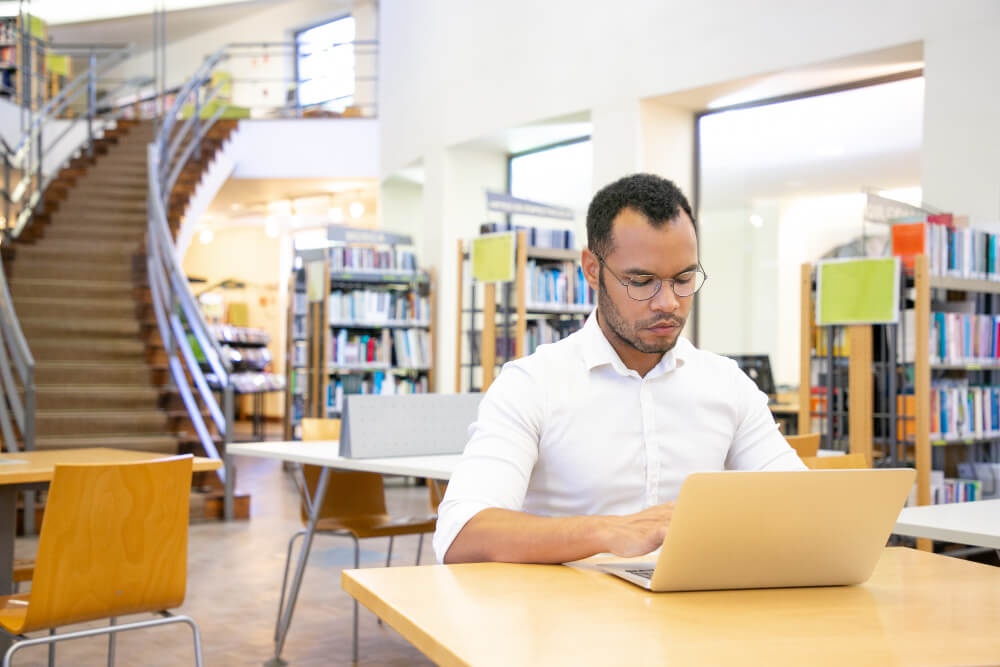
left=226, top=118, right=379, bottom=178
left=379, top=0, right=954, bottom=176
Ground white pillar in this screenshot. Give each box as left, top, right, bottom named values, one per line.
left=421, top=145, right=508, bottom=392
left=922, top=12, right=1000, bottom=222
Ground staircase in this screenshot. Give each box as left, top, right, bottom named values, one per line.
left=7, top=121, right=179, bottom=453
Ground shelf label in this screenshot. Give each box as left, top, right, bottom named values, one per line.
left=816, top=257, right=900, bottom=326
left=471, top=232, right=516, bottom=283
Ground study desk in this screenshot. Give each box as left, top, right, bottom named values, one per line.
left=226, top=439, right=459, bottom=664
left=343, top=547, right=1000, bottom=667
left=893, top=498, right=1000, bottom=549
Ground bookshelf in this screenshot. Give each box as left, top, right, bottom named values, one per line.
left=284, top=229, right=434, bottom=441
left=0, top=13, right=47, bottom=109
left=801, top=237, right=1000, bottom=550
left=205, top=324, right=285, bottom=440
left=456, top=228, right=593, bottom=392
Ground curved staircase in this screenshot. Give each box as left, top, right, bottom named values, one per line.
left=7, top=118, right=239, bottom=456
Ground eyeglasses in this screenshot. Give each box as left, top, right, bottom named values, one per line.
left=595, top=255, right=707, bottom=301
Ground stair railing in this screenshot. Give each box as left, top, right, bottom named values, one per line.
left=147, top=47, right=234, bottom=514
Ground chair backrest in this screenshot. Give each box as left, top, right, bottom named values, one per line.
left=300, top=418, right=388, bottom=524
left=801, top=452, right=869, bottom=469
left=785, top=433, right=821, bottom=458
left=24, top=455, right=194, bottom=632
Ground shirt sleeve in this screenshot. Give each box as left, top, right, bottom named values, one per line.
left=724, top=364, right=807, bottom=472
left=432, top=362, right=544, bottom=562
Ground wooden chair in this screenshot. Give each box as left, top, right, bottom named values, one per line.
left=784, top=433, right=821, bottom=459
left=801, top=452, right=870, bottom=469
left=0, top=455, right=202, bottom=666
left=275, top=418, right=437, bottom=663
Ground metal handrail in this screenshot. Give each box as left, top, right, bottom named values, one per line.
left=147, top=46, right=234, bottom=508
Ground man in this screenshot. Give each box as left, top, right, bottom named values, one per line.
left=434, top=173, right=805, bottom=565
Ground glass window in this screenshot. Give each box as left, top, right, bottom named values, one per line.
left=296, top=15, right=355, bottom=112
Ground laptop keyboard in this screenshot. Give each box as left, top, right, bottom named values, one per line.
left=626, top=568, right=655, bottom=580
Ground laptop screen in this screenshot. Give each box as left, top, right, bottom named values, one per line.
left=726, top=354, right=776, bottom=397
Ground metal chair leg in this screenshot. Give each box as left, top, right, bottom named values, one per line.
left=274, top=529, right=307, bottom=642
left=385, top=536, right=394, bottom=567
left=416, top=534, right=424, bottom=565
left=47, top=628, right=55, bottom=667
left=352, top=538, right=360, bottom=664
left=107, top=617, right=117, bottom=667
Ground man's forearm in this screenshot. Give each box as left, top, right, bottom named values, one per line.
left=443, top=508, right=618, bottom=564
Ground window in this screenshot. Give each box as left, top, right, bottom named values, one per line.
left=296, top=15, right=355, bottom=112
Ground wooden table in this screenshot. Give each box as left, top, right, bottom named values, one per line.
left=0, top=448, right=222, bottom=595
left=343, top=547, right=1000, bottom=666
left=894, top=498, right=1000, bottom=549
left=227, top=440, right=458, bottom=664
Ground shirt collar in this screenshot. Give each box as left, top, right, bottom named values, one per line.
left=581, top=310, right=691, bottom=376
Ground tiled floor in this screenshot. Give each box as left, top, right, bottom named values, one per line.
left=10, top=423, right=437, bottom=666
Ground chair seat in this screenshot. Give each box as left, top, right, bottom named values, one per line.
left=315, top=513, right=436, bottom=539
left=0, top=593, right=33, bottom=634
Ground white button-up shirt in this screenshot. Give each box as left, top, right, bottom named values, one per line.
left=433, top=313, right=805, bottom=562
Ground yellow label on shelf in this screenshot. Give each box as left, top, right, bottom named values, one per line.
left=816, top=257, right=900, bottom=325
left=471, top=232, right=515, bottom=283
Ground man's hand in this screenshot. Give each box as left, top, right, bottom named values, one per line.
left=600, top=502, right=676, bottom=557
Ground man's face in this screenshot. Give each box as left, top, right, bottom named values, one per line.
left=582, top=208, right=699, bottom=374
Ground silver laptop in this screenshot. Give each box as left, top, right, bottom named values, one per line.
left=597, top=468, right=915, bottom=592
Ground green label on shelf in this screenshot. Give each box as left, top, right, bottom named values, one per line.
left=471, top=232, right=515, bottom=283
left=816, top=257, right=900, bottom=326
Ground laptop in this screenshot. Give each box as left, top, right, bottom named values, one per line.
left=596, top=468, right=915, bottom=592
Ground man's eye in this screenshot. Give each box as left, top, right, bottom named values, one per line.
left=627, top=277, right=654, bottom=287
left=673, top=272, right=695, bottom=285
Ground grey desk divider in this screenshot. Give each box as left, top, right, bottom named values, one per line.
left=339, top=393, right=483, bottom=458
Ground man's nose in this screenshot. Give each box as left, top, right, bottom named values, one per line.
left=649, top=280, right=680, bottom=312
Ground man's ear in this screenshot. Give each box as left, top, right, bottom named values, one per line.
left=581, top=248, right=600, bottom=292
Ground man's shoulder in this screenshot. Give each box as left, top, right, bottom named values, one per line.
left=678, top=339, right=741, bottom=372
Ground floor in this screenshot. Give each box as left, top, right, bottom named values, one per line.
left=10, top=422, right=437, bottom=666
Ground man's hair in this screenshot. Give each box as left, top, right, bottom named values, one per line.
left=586, top=173, right=695, bottom=257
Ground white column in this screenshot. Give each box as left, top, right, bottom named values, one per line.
left=420, top=145, right=508, bottom=392
left=590, top=98, right=643, bottom=193
left=922, top=13, right=1000, bottom=222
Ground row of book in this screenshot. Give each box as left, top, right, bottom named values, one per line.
left=209, top=324, right=270, bottom=346
left=524, top=318, right=586, bottom=352
left=891, top=214, right=1000, bottom=279
left=525, top=261, right=594, bottom=308
left=325, top=372, right=429, bottom=414
left=206, top=371, right=285, bottom=394
left=328, top=245, right=419, bottom=272
left=327, top=289, right=430, bottom=325
left=328, top=327, right=431, bottom=369
left=927, top=309, right=1000, bottom=365
left=479, top=221, right=576, bottom=249
left=926, top=380, right=1000, bottom=441
left=220, top=344, right=272, bottom=372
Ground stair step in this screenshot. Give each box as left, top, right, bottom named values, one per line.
left=20, top=315, right=140, bottom=337
left=12, top=296, right=136, bottom=319
left=39, top=226, right=146, bottom=243
left=32, top=433, right=179, bottom=453
left=9, top=278, right=134, bottom=300
left=29, top=338, right=146, bottom=362
left=12, top=244, right=138, bottom=263
left=35, top=361, right=153, bottom=385
left=12, top=237, right=141, bottom=254
left=32, top=385, right=159, bottom=411
left=12, top=262, right=134, bottom=282
left=35, top=409, right=169, bottom=436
